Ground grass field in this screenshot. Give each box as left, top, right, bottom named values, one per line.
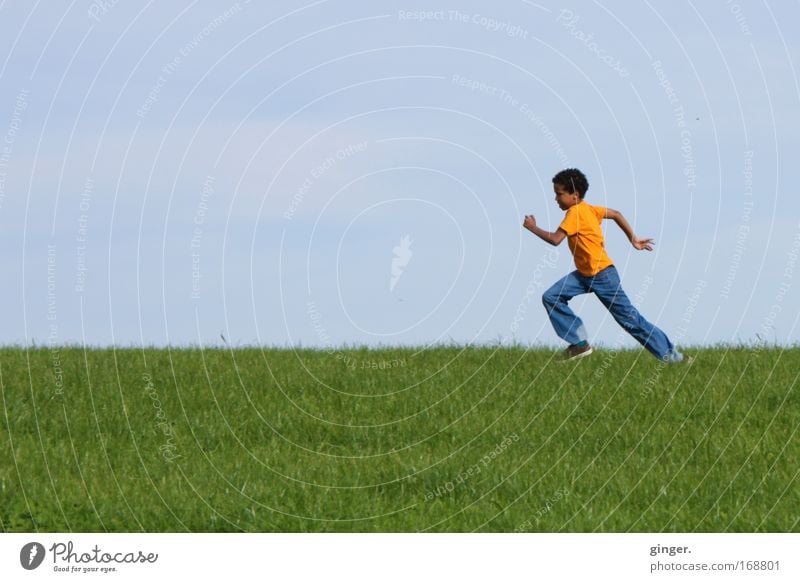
left=1, top=345, right=798, bottom=532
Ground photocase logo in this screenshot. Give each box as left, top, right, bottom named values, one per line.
left=20, top=542, right=46, bottom=570
left=390, top=235, right=413, bottom=292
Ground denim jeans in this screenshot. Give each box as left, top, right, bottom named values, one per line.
left=542, top=266, right=683, bottom=361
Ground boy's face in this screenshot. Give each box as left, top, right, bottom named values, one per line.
left=554, top=183, right=581, bottom=210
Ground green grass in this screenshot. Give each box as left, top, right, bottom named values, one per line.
left=1, top=346, right=798, bottom=532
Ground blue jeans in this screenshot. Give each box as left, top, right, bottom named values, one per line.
left=542, top=266, right=683, bottom=361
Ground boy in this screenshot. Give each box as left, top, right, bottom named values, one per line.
left=523, top=168, right=686, bottom=362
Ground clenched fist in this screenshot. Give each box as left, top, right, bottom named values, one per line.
left=523, top=215, right=537, bottom=231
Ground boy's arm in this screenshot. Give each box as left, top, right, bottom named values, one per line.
left=523, top=215, right=566, bottom=246
left=604, top=208, right=654, bottom=251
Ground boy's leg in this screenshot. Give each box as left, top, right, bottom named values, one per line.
left=589, top=266, right=683, bottom=361
left=542, top=271, right=591, bottom=345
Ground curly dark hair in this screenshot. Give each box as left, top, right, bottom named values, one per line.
left=552, top=168, right=589, bottom=199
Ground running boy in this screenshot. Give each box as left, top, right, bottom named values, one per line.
left=523, top=168, right=686, bottom=362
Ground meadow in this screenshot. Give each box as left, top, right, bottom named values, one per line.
left=1, top=345, right=797, bottom=532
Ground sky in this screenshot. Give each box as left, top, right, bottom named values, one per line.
left=0, top=0, right=798, bottom=349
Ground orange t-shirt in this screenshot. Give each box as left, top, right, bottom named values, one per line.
left=558, top=202, right=614, bottom=276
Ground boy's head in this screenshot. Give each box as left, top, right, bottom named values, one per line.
left=552, top=169, right=589, bottom=208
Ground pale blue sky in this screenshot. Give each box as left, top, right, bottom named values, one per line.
left=1, top=0, right=798, bottom=348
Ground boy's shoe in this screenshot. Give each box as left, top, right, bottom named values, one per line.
left=562, top=343, right=593, bottom=361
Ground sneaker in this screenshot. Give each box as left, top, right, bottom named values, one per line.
left=664, top=350, right=693, bottom=364
left=562, top=343, right=593, bottom=361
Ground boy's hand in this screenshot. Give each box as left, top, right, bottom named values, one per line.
left=524, top=214, right=566, bottom=246
left=523, top=215, right=537, bottom=231
left=632, top=236, right=654, bottom=251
